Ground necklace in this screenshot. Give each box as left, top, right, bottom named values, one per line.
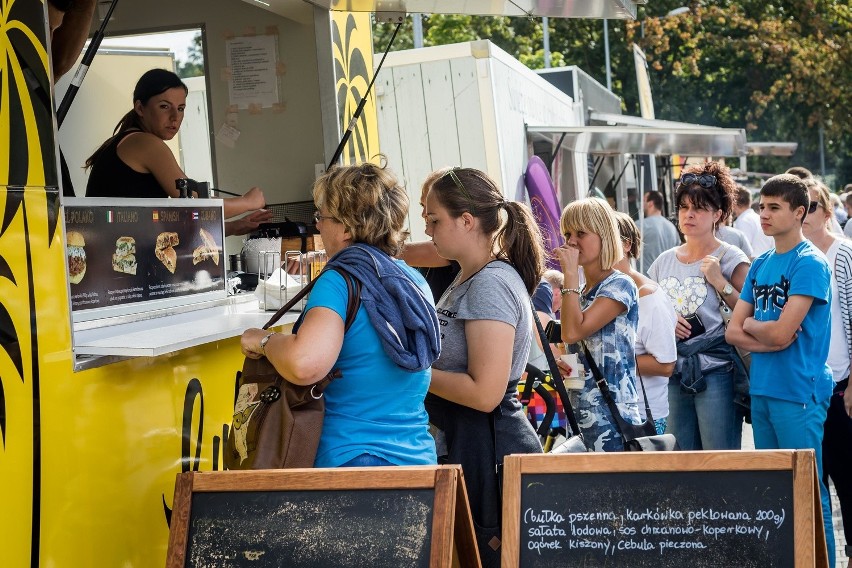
left=448, top=258, right=497, bottom=292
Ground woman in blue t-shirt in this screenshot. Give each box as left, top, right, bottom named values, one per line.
left=241, top=162, right=441, bottom=468
left=556, top=198, right=641, bottom=452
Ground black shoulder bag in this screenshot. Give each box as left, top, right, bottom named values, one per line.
left=530, top=304, right=587, bottom=453
left=580, top=342, right=679, bottom=452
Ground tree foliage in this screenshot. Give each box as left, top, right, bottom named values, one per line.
left=372, top=2, right=851, bottom=187
left=176, top=32, right=204, bottom=78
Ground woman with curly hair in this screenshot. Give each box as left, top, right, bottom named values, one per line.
left=241, top=162, right=441, bottom=468
left=647, top=161, right=750, bottom=450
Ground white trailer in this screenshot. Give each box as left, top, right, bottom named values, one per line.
left=375, top=40, right=583, bottom=241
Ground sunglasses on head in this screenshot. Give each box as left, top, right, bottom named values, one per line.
left=678, top=173, right=717, bottom=189
left=444, top=168, right=477, bottom=214
left=807, top=201, right=820, bottom=214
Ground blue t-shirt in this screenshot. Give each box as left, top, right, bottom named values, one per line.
left=740, top=241, right=833, bottom=404
left=566, top=271, right=641, bottom=451
left=532, top=279, right=554, bottom=316
left=305, top=262, right=437, bottom=467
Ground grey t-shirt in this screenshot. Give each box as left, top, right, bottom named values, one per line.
left=648, top=243, right=749, bottom=371
left=717, top=225, right=754, bottom=258
left=640, top=215, right=681, bottom=274
left=434, top=261, right=531, bottom=387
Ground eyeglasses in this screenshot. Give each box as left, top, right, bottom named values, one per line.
left=678, top=173, right=717, bottom=189
left=445, top=168, right=477, bottom=214
left=313, top=211, right=336, bottom=223
left=807, top=201, right=821, bottom=214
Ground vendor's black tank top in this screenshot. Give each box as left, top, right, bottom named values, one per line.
left=86, top=131, right=166, bottom=198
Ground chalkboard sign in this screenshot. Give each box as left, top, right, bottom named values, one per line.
left=501, top=451, right=828, bottom=568
left=166, top=466, right=480, bottom=568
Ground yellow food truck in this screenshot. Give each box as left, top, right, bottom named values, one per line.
left=1, top=1, right=641, bottom=565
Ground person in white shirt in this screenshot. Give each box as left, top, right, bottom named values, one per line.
left=614, top=212, right=677, bottom=434
left=843, top=192, right=852, bottom=239
left=733, top=186, right=774, bottom=257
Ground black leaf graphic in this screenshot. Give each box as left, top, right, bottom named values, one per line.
left=2, top=190, right=23, bottom=236
left=46, top=189, right=60, bottom=245
left=0, top=377, right=5, bottom=446
left=0, top=254, right=16, bottom=286
left=0, top=302, right=23, bottom=378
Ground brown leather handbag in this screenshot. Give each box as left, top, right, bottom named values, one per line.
left=224, top=267, right=360, bottom=470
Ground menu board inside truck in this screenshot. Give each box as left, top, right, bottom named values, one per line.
left=65, top=198, right=227, bottom=321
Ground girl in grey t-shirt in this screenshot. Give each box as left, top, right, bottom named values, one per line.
left=423, top=167, right=544, bottom=568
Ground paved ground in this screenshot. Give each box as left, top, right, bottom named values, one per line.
left=741, top=422, right=848, bottom=567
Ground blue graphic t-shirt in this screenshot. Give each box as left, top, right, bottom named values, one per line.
left=565, top=271, right=641, bottom=451
left=740, top=241, right=834, bottom=405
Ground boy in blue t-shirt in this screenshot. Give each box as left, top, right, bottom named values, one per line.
left=726, top=173, right=835, bottom=566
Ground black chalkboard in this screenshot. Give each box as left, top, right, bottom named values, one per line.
left=502, top=451, right=828, bottom=568
left=186, top=489, right=433, bottom=567
left=166, top=466, right=481, bottom=568
left=520, top=470, right=793, bottom=567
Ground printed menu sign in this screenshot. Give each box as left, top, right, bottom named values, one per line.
left=65, top=200, right=226, bottom=314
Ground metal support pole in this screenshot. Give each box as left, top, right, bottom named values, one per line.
left=603, top=19, right=612, bottom=91
left=543, top=17, right=551, bottom=68
left=412, top=13, right=423, bottom=48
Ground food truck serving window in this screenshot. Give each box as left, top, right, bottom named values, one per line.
left=65, top=197, right=226, bottom=324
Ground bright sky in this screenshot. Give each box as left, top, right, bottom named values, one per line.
left=99, top=29, right=200, bottom=63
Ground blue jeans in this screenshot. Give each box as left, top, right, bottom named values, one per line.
left=339, top=453, right=396, bottom=467
left=752, top=394, right=835, bottom=568
left=666, top=364, right=742, bottom=450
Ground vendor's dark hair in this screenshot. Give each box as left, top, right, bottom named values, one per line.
left=48, top=0, right=75, bottom=12
left=675, top=160, right=736, bottom=225
left=85, top=69, right=187, bottom=170
left=430, top=168, right=545, bottom=294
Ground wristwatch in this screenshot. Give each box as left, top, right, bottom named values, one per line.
left=720, top=283, right=734, bottom=295
left=259, top=332, right=276, bottom=356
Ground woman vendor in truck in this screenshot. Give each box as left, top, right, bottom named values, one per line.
left=84, top=68, right=270, bottom=236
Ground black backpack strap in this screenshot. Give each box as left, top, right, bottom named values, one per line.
left=530, top=301, right=582, bottom=438
left=330, top=266, right=361, bottom=332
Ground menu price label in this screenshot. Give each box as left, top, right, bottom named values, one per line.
left=65, top=202, right=226, bottom=314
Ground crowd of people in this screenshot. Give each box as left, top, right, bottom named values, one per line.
left=237, top=159, right=849, bottom=567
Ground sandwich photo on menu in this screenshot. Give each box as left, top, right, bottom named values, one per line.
left=112, top=236, right=137, bottom=275
left=155, top=231, right=179, bottom=274
left=66, top=231, right=87, bottom=284
left=192, top=228, right=221, bottom=266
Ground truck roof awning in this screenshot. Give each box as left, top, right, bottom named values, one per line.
left=527, top=125, right=748, bottom=157
left=303, top=0, right=639, bottom=19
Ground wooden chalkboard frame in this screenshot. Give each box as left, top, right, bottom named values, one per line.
left=166, top=465, right=481, bottom=568
left=501, top=450, right=828, bottom=568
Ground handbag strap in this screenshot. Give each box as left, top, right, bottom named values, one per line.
left=636, top=371, right=655, bottom=423
left=262, top=266, right=361, bottom=331
left=580, top=341, right=637, bottom=442
left=530, top=302, right=582, bottom=437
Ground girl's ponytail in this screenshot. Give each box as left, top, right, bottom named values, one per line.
left=497, top=201, right=545, bottom=294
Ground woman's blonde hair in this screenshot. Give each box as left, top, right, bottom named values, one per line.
left=312, top=160, right=409, bottom=256
left=560, top=198, right=623, bottom=270
left=613, top=211, right=641, bottom=260
left=803, top=178, right=832, bottom=220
